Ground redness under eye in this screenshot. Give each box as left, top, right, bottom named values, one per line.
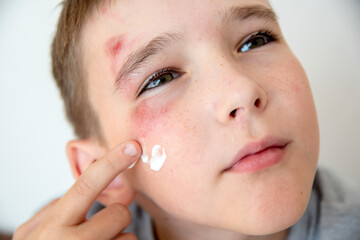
left=131, top=99, right=172, bottom=137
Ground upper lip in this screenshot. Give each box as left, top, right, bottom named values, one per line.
left=225, top=136, right=290, bottom=170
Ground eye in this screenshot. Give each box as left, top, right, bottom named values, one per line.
left=138, top=69, right=182, bottom=96
left=238, top=31, right=278, bottom=53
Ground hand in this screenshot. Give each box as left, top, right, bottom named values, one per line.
left=13, top=141, right=141, bottom=240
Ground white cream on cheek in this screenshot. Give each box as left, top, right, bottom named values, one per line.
left=149, top=145, right=166, bottom=171
left=141, top=141, right=149, bottom=163
left=130, top=140, right=166, bottom=171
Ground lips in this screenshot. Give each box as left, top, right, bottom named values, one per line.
left=225, top=136, right=289, bottom=173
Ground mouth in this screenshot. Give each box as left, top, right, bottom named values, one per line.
left=225, top=136, right=290, bottom=173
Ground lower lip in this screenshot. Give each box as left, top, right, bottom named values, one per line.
left=227, top=146, right=286, bottom=173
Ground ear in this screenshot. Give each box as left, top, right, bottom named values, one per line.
left=66, top=140, right=136, bottom=206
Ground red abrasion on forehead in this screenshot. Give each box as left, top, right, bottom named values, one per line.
left=104, top=35, right=127, bottom=75
left=105, top=35, right=125, bottom=59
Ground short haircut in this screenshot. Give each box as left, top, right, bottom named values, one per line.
left=51, top=0, right=106, bottom=143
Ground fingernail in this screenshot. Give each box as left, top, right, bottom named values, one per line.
left=124, top=143, right=137, bottom=157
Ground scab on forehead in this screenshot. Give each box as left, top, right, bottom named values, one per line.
left=104, top=34, right=129, bottom=75
left=105, top=35, right=125, bottom=59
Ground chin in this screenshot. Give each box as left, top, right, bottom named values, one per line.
left=246, top=202, right=307, bottom=236
left=239, top=179, right=313, bottom=235
left=219, top=168, right=315, bottom=236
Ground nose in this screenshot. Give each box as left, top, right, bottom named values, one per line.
left=213, top=68, right=268, bottom=124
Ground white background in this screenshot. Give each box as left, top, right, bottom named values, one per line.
left=1, top=0, right=360, bottom=235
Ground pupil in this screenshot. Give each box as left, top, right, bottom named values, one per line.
left=252, top=37, right=265, bottom=48
left=162, top=73, right=172, bottom=83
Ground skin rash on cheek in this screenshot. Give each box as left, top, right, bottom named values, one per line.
left=128, top=99, right=175, bottom=171
left=131, top=99, right=173, bottom=138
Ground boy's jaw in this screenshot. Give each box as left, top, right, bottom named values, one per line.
left=79, top=0, right=320, bottom=238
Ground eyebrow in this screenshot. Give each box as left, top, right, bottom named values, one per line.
left=114, top=5, right=277, bottom=90
left=220, top=5, right=277, bottom=24
left=114, top=32, right=182, bottom=90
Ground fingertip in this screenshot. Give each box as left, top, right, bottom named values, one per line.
left=123, top=140, right=142, bottom=157
left=124, top=143, right=138, bottom=157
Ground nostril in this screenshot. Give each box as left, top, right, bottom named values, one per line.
left=254, top=98, right=261, bottom=108
left=230, top=109, right=237, bottom=118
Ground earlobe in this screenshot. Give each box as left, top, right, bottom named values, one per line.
left=66, top=139, right=136, bottom=206
left=96, top=176, right=136, bottom=207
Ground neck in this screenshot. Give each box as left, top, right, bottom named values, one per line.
left=153, top=216, right=289, bottom=240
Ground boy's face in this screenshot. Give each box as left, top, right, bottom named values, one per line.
left=81, top=0, right=319, bottom=235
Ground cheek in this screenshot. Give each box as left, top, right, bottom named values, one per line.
left=129, top=97, right=204, bottom=167
left=274, top=58, right=312, bottom=103
left=277, top=59, right=319, bottom=149
left=288, top=64, right=314, bottom=111
left=131, top=99, right=173, bottom=138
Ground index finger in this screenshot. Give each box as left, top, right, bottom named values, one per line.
left=56, top=141, right=141, bottom=226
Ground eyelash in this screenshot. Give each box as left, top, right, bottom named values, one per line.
left=137, top=68, right=182, bottom=96
left=137, top=30, right=279, bottom=96
left=237, top=30, right=279, bottom=53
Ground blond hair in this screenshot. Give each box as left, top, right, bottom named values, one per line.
left=51, top=0, right=105, bottom=142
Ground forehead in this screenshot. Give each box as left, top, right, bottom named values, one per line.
left=84, top=0, right=271, bottom=47
left=79, top=0, right=275, bottom=99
